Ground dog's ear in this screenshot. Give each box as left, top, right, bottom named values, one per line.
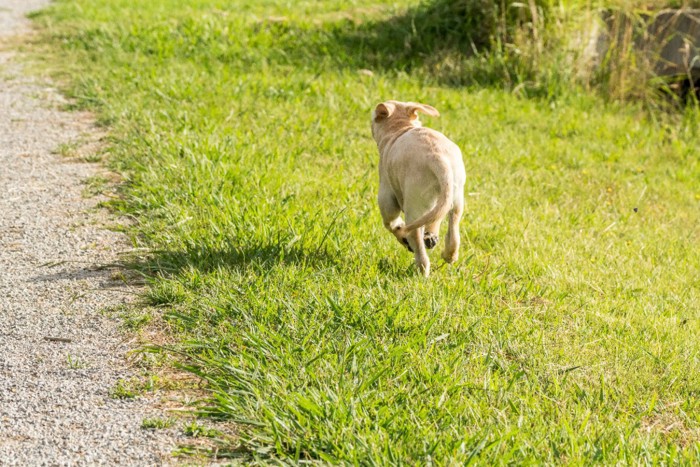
left=374, top=102, right=393, bottom=121
left=408, top=103, right=440, bottom=119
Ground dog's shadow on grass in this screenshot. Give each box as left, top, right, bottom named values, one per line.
left=123, top=241, right=340, bottom=279
left=123, top=240, right=421, bottom=283
left=376, top=256, right=418, bottom=279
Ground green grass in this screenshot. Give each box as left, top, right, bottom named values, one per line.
left=110, top=378, right=139, bottom=400
left=183, top=421, right=223, bottom=439
left=66, top=354, right=88, bottom=370
left=141, top=417, right=176, bottom=430
left=81, top=174, right=110, bottom=197
left=30, top=0, right=700, bottom=463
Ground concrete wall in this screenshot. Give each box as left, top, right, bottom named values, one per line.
left=649, top=9, right=700, bottom=76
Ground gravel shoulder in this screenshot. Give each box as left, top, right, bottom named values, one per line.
left=0, top=2, right=183, bottom=465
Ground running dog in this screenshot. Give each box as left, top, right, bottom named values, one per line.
left=371, top=100, right=466, bottom=277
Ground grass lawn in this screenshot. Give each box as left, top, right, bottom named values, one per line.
left=31, top=0, right=700, bottom=463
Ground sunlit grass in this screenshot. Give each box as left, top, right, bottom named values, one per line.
left=30, top=0, right=700, bottom=463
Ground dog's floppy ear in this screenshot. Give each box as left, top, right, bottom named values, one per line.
left=374, top=102, right=394, bottom=121
left=408, top=103, right=440, bottom=119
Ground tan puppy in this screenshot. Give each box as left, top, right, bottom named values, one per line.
left=371, top=100, right=466, bottom=277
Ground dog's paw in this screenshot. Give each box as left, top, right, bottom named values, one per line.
left=424, top=232, right=438, bottom=249
left=401, top=237, right=414, bottom=253
left=441, top=250, right=458, bottom=263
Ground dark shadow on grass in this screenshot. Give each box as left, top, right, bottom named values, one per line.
left=377, top=256, right=418, bottom=279
left=264, top=0, right=545, bottom=88
left=122, top=241, right=340, bottom=279
left=325, top=0, right=496, bottom=78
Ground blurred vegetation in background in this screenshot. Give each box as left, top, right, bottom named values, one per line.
left=351, top=0, right=700, bottom=105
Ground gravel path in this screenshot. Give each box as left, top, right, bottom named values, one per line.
left=0, top=2, right=182, bottom=465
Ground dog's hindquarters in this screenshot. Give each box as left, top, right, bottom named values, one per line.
left=398, top=153, right=453, bottom=235
left=397, top=154, right=455, bottom=277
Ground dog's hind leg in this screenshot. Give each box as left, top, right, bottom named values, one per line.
left=378, top=183, right=410, bottom=249
left=441, top=196, right=463, bottom=263
left=406, top=227, right=430, bottom=277
left=424, top=220, right=442, bottom=249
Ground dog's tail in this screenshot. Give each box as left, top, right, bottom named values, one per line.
left=400, top=157, right=453, bottom=234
